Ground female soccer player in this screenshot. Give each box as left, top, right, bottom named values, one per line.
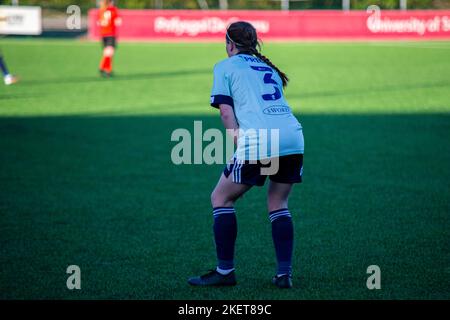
left=97, top=0, right=121, bottom=77
left=188, top=21, right=304, bottom=289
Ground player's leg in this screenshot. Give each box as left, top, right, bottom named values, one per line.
left=106, top=37, right=116, bottom=74
left=267, top=180, right=292, bottom=212
left=0, top=55, right=18, bottom=85
left=188, top=169, right=252, bottom=286
left=211, top=172, right=252, bottom=208
left=99, top=37, right=115, bottom=76
left=210, top=172, right=251, bottom=270
left=104, top=46, right=114, bottom=73
left=267, top=180, right=295, bottom=288
left=266, top=154, right=303, bottom=288
left=99, top=46, right=114, bottom=76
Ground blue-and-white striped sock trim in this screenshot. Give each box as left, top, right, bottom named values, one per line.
left=213, top=207, right=235, bottom=218
left=269, top=208, right=291, bottom=223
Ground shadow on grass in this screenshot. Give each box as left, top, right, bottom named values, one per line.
left=0, top=114, right=449, bottom=299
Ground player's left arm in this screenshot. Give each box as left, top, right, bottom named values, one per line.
left=113, top=8, right=122, bottom=27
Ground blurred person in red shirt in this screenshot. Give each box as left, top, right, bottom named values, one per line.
left=97, top=0, right=121, bottom=77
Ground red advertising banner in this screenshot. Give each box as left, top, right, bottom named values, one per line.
left=88, top=9, right=450, bottom=41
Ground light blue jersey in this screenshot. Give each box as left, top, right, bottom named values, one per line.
left=210, top=53, right=304, bottom=161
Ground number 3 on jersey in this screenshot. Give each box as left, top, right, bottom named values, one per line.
left=250, top=66, right=282, bottom=101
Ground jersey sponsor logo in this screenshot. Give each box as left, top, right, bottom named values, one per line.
left=263, top=105, right=291, bottom=115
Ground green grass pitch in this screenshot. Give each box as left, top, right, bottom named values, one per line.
left=0, top=39, right=449, bottom=299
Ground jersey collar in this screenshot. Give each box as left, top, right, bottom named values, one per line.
left=236, top=51, right=254, bottom=56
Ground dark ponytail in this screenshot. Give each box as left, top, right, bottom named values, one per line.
left=226, top=21, right=289, bottom=88
left=252, top=50, right=289, bottom=88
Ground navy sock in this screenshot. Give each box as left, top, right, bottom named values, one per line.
left=269, top=208, right=294, bottom=276
left=213, top=207, right=237, bottom=270
left=0, top=56, right=9, bottom=76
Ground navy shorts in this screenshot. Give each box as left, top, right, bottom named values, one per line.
left=102, top=36, right=116, bottom=48
left=223, top=154, right=303, bottom=186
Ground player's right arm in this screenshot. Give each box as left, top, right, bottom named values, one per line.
left=219, top=104, right=239, bottom=145
left=211, top=61, right=238, bottom=144
left=113, top=8, right=122, bottom=27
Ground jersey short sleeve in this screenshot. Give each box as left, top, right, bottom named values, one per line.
left=210, top=62, right=234, bottom=109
